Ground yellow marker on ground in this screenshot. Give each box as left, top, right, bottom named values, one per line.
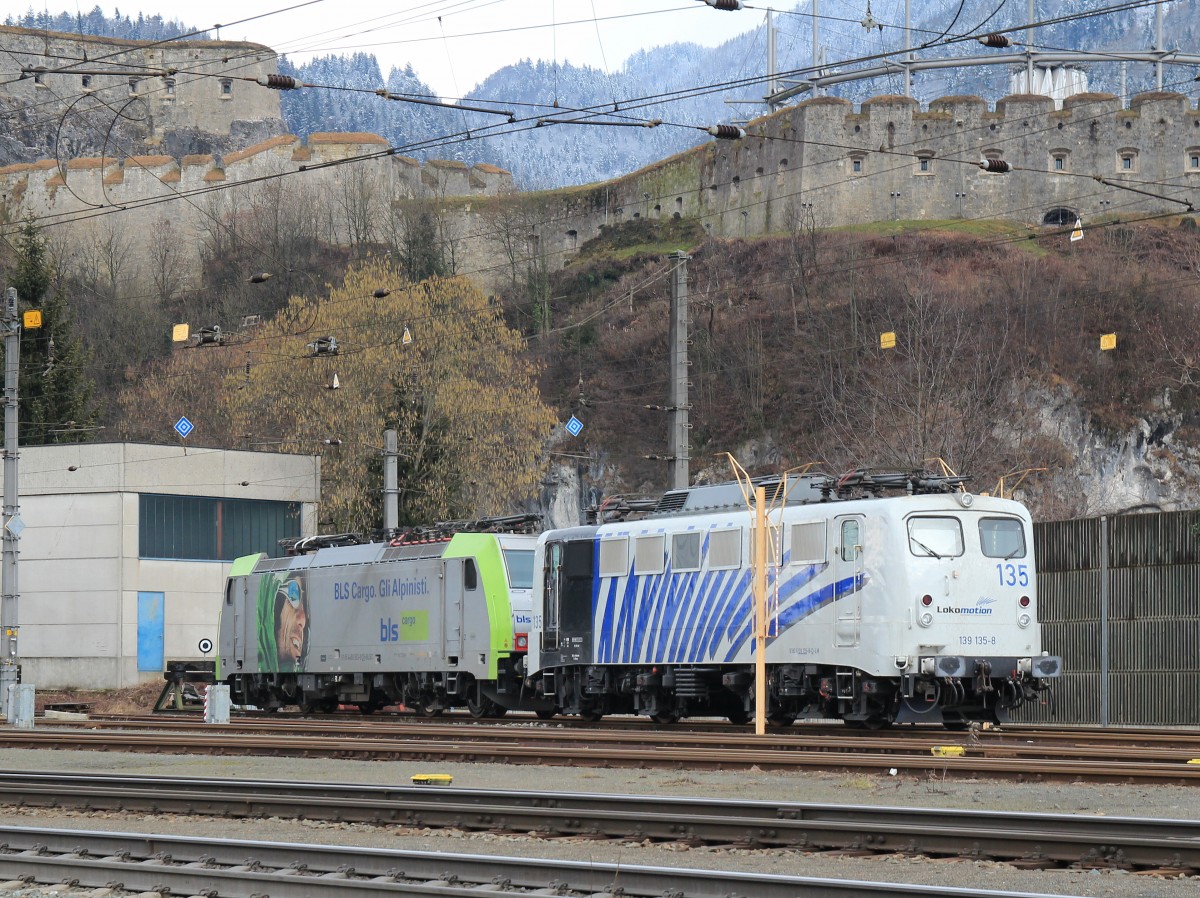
left=931, top=745, right=965, bottom=758
left=411, top=773, right=454, bottom=785
left=1187, top=759, right=1200, bottom=765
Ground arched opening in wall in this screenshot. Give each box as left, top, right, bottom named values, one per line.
left=566, top=229, right=578, bottom=250
left=1042, top=207, right=1077, bottom=227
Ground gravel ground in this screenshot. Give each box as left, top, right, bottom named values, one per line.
left=0, top=745, right=1196, bottom=897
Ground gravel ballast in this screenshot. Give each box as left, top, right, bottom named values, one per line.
left=0, top=747, right=1195, bottom=897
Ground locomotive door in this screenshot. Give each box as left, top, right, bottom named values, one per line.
left=542, top=541, right=563, bottom=652
left=443, top=558, right=463, bottom=661
left=833, top=515, right=864, bottom=647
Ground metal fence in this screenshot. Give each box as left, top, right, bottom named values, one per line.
left=1014, top=510, right=1200, bottom=726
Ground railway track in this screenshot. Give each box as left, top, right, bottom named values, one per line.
left=0, top=772, right=1196, bottom=878
left=0, top=824, right=1084, bottom=898
left=17, top=716, right=1200, bottom=783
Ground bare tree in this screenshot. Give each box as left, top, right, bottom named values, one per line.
left=147, top=218, right=191, bottom=305
left=336, top=163, right=382, bottom=255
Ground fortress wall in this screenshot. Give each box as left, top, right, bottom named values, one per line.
left=0, top=26, right=281, bottom=136
left=518, top=89, right=1200, bottom=277
left=6, top=89, right=1200, bottom=299
left=0, top=133, right=513, bottom=294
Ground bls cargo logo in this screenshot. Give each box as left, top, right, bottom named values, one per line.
left=380, top=612, right=428, bottom=641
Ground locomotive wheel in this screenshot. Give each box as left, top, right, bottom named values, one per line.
left=414, top=702, right=443, bottom=718
left=466, top=695, right=492, bottom=719
left=767, top=712, right=796, bottom=727
left=580, top=709, right=604, bottom=722
left=535, top=709, right=557, bottom=720
left=651, top=710, right=680, bottom=725
left=726, top=709, right=750, bottom=725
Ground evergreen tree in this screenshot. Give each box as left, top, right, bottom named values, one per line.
left=6, top=219, right=98, bottom=444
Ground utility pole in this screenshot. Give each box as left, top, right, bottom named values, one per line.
left=668, top=252, right=691, bottom=491
left=383, top=428, right=399, bottom=531
left=1, top=286, right=22, bottom=718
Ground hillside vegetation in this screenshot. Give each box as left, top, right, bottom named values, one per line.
left=519, top=216, right=1200, bottom=519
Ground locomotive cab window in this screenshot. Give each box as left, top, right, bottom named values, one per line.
left=503, top=548, right=535, bottom=589
left=599, top=537, right=629, bottom=577
left=839, top=519, right=860, bottom=562
left=464, top=558, right=478, bottom=591
left=979, top=517, right=1026, bottom=558
left=907, top=516, right=964, bottom=558
left=672, top=531, right=701, bottom=571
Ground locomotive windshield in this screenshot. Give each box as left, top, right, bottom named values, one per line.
left=907, top=516, right=964, bottom=558
left=978, top=517, right=1027, bottom=558
left=503, top=548, right=535, bottom=589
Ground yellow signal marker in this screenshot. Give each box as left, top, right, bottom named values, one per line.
left=880, top=331, right=896, bottom=350
left=931, top=745, right=965, bottom=758
left=22, top=310, right=42, bottom=329
left=402, top=326, right=413, bottom=346
left=410, top=773, right=453, bottom=785
left=1099, top=333, right=1117, bottom=351
left=172, top=323, right=191, bottom=343
left=1070, top=218, right=1084, bottom=242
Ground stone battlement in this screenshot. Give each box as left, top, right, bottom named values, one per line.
left=0, top=134, right=512, bottom=218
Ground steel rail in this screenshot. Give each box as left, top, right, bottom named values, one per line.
left=0, top=772, right=1196, bottom=874
left=0, top=825, right=1067, bottom=898
left=64, top=715, right=1200, bottom=755
left=4, top=727, right=1200, bottom=782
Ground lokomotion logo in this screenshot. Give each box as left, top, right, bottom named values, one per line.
left=937, top=597, right=997, bottom=615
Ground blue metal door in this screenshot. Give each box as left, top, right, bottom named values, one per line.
left=137, top=591, right=165, bottom=671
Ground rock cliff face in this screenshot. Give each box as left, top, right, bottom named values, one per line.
left=1020, top=386, right=1200, bottom=519
left=535, top=392, right=1200, bottom=529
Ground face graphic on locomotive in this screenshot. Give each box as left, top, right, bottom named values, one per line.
left=277, top=579, right=308, bottom=666
left=256, top=574, right=310, bottom=672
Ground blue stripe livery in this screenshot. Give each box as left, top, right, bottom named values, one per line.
left=594, top=537, right=865, bottom=664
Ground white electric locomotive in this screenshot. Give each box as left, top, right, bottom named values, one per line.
left=526, top=471, right=1061, bottom=728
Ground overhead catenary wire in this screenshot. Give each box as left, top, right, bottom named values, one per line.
left=4, top=1, right=1195, bottom=398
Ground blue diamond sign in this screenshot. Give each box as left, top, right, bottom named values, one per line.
left=565, top=415, right=584, bottom=437
left=174, top=415, right=194, bottom=439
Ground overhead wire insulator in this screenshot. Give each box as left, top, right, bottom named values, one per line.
left=703, top=0, right=745, bottom=10
left=307, top=336, right=339, bottom=356
left=977, top=33, right=1012, bottom=48
left=196, top=325, right=224, bottom=346
left=247, top=272, right=272, bottom=284
left=707, top=124, right=746, bottom=140
left=256, top=74, right=303, bottom=90
left=979, top=158, right=1012, bottom=173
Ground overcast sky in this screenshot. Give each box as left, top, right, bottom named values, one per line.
left=1, top=1, right=769, bottom=97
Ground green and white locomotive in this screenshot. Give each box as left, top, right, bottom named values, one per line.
left=216, top=517, right=549, bottom=716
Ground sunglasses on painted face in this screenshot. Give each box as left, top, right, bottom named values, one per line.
left=283, top=581, right=302, bottom=609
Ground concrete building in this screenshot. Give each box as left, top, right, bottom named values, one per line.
left=0, top=443, right=320, bottom=689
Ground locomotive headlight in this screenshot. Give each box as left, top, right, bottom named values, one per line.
left=919, top=611, right=934, bottom=627
left=1017, top=612, right=1031, bottom=629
